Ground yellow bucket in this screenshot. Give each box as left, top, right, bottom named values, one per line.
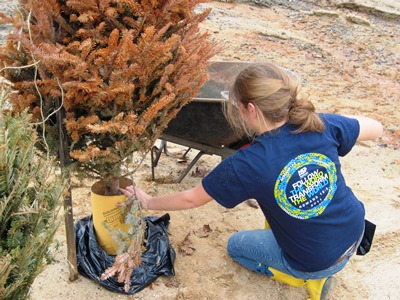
left=90, top=178, right=132, bottom=255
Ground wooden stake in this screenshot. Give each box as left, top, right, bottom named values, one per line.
left=56, top=98, right=78, bottom=281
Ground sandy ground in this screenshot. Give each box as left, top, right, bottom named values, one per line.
left=21, top=0, right=400, bottom=299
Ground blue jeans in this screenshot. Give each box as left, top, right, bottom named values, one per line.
left=227, top=229, right=357, bottom=280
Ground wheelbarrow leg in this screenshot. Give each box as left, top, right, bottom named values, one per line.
left=151, top=140, right=195, bottom=181
left=163, top=141, right=173, bottom=157
left=151, top=140, right=167, bottom=181
left=176, top=150, right=205, bottom=183
left=181, top=146, right=192, bottom=159
left=163, top=141, right=191, bottom=160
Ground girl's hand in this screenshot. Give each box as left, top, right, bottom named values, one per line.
left=119, top=185, right=151, bottom=209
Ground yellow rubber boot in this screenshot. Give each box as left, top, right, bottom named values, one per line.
left=265, top=220, right=303, bottom=286
left=306, top=277, right=335, bottom=300
left=266, top=267, right=306, bottom=288
left=267, top=267, right=328, bottom=300
left=264, top=219, right=329, bottom=300
left=265, top=219, right=271, bottom=230
left=306, top=278, right=328, bottom=300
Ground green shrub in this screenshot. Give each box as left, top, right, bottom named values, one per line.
left=0, top=88, right=65, bottom=300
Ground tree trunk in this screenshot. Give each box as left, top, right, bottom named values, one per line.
left=104, top=177, right=120, bottom=196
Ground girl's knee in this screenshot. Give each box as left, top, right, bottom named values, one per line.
left=227, top=231, right=244, bottom=257
left=227, top=234, right=237, bottom=256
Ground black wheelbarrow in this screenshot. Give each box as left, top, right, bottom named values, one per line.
left=151, top=61, right=252, bottom=183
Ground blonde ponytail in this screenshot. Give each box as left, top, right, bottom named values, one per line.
left=288, top=99, right=325, bottom=133
left=224, top=62, right=324, bottom=134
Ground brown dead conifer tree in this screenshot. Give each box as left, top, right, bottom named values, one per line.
left=0, top=0, right=220, bottom=292
left=0, top=0, right=219, bottom=194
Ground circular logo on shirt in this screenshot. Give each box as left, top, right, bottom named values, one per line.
left=274, top=153, right=337, bottom=219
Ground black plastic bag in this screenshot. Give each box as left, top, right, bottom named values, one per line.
left=75, top=213, right=176, bottom=294
left=356, top=219, right=376, bottom=256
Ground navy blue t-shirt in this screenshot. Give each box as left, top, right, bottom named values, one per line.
left=202, top=113, right=365, bottom=272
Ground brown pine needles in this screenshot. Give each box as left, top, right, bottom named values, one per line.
left=0, top=0, right=220, bottom=184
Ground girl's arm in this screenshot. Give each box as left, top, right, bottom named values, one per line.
left=120, top=182, right=213, bottom=211
left=345, top=115, right=383, bottom=141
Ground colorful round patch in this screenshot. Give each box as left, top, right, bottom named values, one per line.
left=274, top=153, right=337, bottom=219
